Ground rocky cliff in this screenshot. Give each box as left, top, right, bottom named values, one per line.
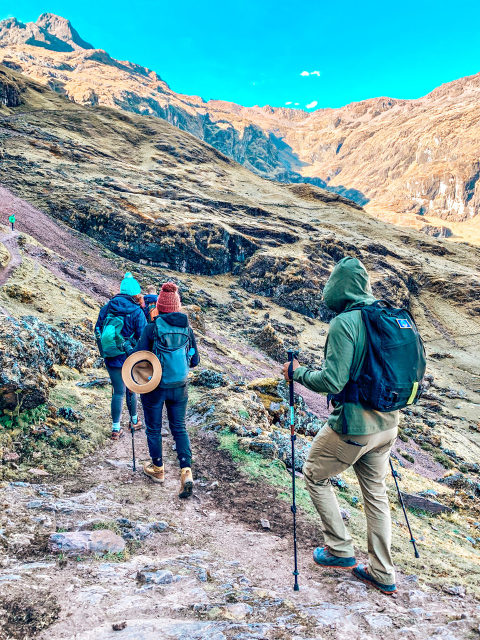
left=2, top=14, right=480, bottom=234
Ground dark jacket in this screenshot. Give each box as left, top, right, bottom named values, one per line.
left=134, top=312, right=200, bottom=372
left=143, top=294, right=158, bottom=320
left=294, top=257, right=399, bottom=435
left=95, top=294, right=147, bottom=368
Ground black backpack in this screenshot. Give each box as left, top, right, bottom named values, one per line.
left=331, top=301, right=426, bottom=432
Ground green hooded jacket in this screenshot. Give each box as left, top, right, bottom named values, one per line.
left=293, top=256, right=399, bottom=435
left=8, top=215, right=15, bottom=223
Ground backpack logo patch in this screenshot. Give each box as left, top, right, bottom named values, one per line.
left=396, top=318, right=412, bottom=329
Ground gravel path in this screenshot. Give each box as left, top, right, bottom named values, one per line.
left=0, top=230, right=21, bottom=287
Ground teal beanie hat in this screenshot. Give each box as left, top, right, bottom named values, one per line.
left=120, top=272, right=141, bottom=296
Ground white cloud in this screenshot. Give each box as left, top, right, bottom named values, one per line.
left=294, top=102, right=300, bottom=105
left=306, top=100, right=318, bottom=109
left=285, top=101, right=292, bottom=105
left=300, top=70, right=321, bottom=77
left=300, top=71, right=310, bottom=76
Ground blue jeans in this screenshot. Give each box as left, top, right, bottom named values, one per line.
left=141, top=384, right=191, bottom=469
left=106, top=364, right=137, bottom=424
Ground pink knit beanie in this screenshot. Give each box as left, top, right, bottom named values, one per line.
left=156, top=282, right=181, bottom=313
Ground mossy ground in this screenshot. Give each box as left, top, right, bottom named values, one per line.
left=218, top=431, right=480, bottom=595
left=0, top=374, right=111, bottom=480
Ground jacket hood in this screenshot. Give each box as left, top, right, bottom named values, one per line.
left=323, top=257, right=376, bottom=313
left=157, top=312, right=189, bottom=327
left=108, top=294, right=141, bottom=315
left=143, top=294, right=158, bottom=304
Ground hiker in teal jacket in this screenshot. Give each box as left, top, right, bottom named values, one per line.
left=283, top=257, right=399, bottom=594
left=8, top=214, right=15, bottom=232
left=95, top=273, right=147, bottom=439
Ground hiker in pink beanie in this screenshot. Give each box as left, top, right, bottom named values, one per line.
left=133, top=281, right=200, bottom=498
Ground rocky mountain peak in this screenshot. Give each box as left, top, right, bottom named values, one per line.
left=35, top=13, right=94, bottom=50
left=0, top=13, right=93, bottom=52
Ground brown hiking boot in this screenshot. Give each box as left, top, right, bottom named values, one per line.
left=111, top=428, right=124, bottom=440
left=179, top=467, right=193, bottom=499
left=129, top=418, right=143, bottom=431
left=143, top=462, right=165, bottom=484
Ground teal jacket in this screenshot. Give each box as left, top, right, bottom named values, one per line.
left=293, top=257, right=399, bottom=435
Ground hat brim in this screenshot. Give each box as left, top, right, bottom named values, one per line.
left=121, top=351, right=162, bottom=394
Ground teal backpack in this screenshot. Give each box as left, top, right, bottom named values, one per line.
left=153, top=316, right=192, bottom=387
left=97, top=313, right=133, bottom=358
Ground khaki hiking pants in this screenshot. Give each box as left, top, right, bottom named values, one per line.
left=303, top=424, right=398, bottom=585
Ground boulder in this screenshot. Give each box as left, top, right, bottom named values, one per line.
left=191, top=369, right=229, bottom=389
left=251, top=323, right=286, bottom=363
left=48, top=530, right=125, bottom=555
left=0, top=315, right=90, bottom=410
left=401, top=492, right=452, bottom=514
left=137, top=569, right=174, bottom=585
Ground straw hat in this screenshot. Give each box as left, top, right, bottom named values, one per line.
left=121, top=351, right=162, bottom=394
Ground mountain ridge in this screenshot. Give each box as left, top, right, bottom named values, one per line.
left=2, top=13, right=480, bottom=235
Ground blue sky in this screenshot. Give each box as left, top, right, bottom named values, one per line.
left=3, top=1, right=480, bottom=110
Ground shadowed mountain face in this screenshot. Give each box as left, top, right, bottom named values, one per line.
left=3, top=14, right=480, bottom=236
left=1, top=65, right=479, bottom=319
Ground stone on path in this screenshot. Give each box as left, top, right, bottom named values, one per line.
left=48, top=530, right=125, bottom=555
left=137, top=569, right=174, bottom=585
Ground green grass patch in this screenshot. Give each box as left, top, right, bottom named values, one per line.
left=90, top=521, right=122, bottom=535
left=217, top=431, right=316, bottom=516
left=434, top=452, right=454, bottom=469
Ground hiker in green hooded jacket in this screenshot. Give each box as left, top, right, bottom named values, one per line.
left=8, top=214, right=15, bottom=232
left=283, top=256, right=399, bottom=594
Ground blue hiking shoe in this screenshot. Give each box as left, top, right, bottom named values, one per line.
left=352, top=564, right=397, bottom=594
left=313, top=546, right=357, bottom=569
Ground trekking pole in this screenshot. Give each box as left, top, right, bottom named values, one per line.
left=287, top=349, right=300, bottom=591
left=389, top=458, right=419, bottom=558
left=130, top=425, right=136, bottom=472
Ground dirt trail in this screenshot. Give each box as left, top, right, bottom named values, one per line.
left=0, top=185, right=123, bottom=303
left=0, top=230, right=21, bottom=287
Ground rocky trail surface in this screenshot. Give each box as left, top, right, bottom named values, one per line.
left=0, top=230, right=21, bottom=287
left=1, top=424, right=479, bottom=640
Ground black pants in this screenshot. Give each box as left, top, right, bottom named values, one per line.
left=105, top=364, right=137, bottom=424
left=141, top=384, right=191, bottom=469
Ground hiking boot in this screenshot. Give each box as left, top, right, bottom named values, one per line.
left=352, top=564, right=397, bottom=594
left=143, top=462, right=165, bottom=484
left=129, top=418, right=143, bottom=432
left=111, top=428, right=124, bottom=440
left=313, top=546, right=357, bottom=569
left=179, top=467, right=193, bottom=499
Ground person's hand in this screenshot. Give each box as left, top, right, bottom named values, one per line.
left=282, top=359, right=300, bottom=381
